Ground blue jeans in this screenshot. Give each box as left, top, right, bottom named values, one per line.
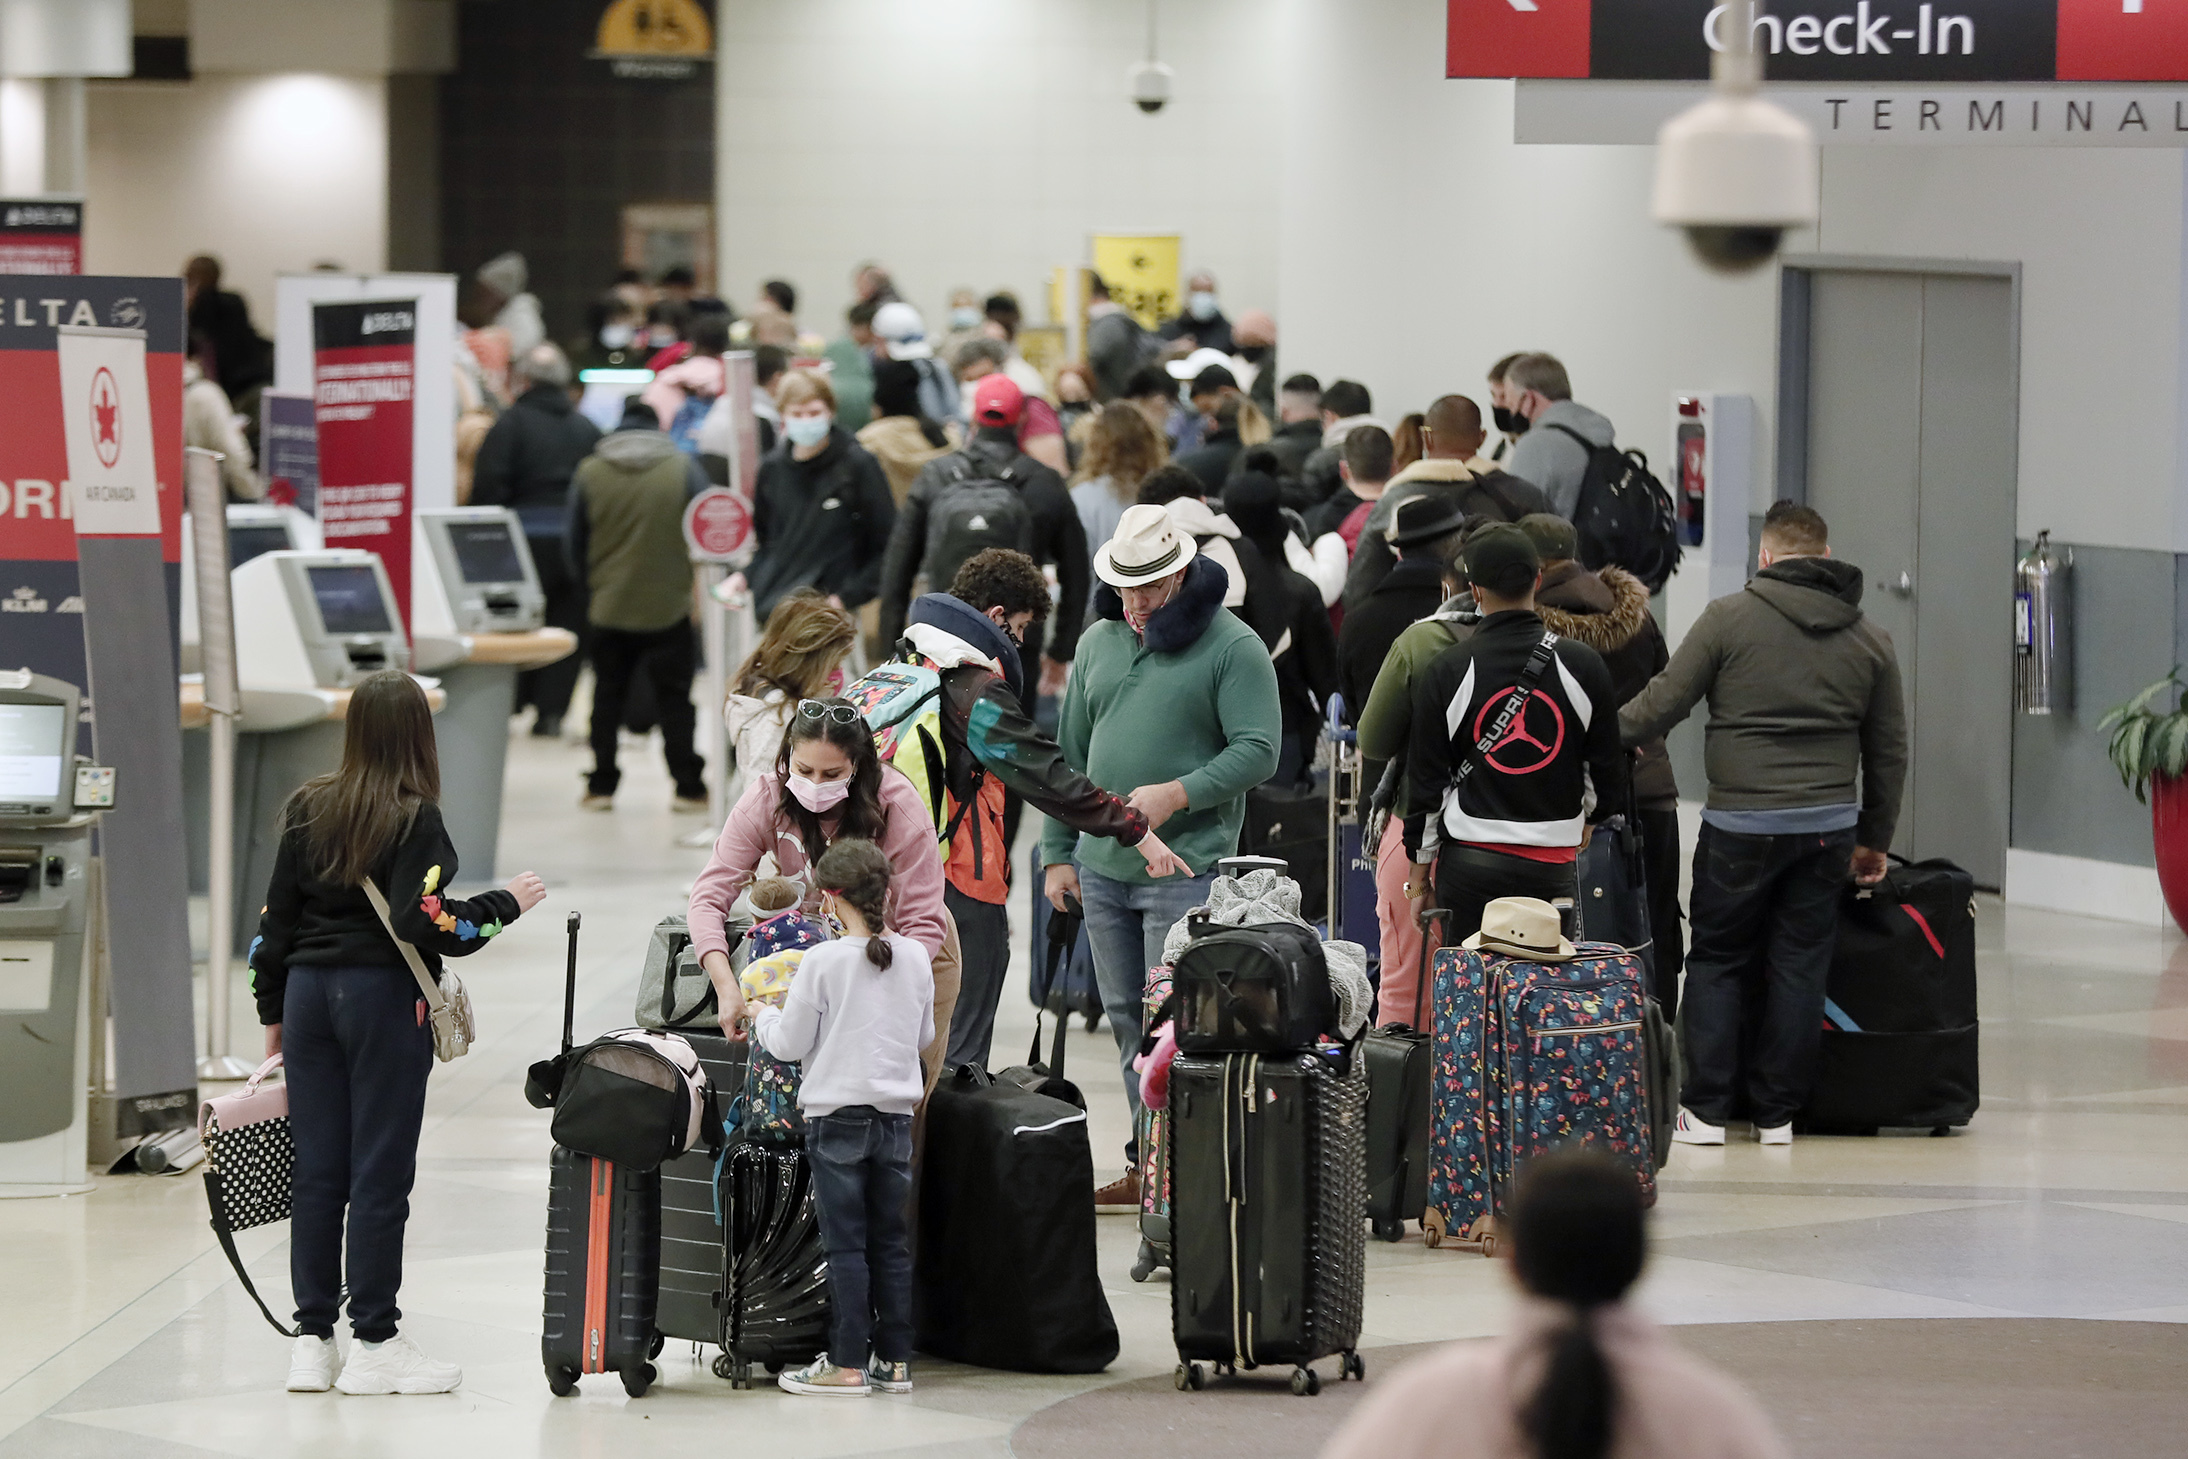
left=1077, top=862, right=1218, bottom=1155
left=1681, top=824, right=1855, bottom=1128
left=283, top=965, right=433, bottom=1342
left=807, top=1105, right=915, bottom=1368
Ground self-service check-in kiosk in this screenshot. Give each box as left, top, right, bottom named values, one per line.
left=187, top=549, right=418, bottom=955
left=179, top=505, right=323, bottom=674
left=410, top=508, right=574, bottom=882
left=0, top=672, right=114, bottom=1192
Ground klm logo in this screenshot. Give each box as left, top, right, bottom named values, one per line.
left=3, top=586, right=49, bottom=613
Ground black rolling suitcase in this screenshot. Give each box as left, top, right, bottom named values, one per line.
left=656, top=1032, right=750, bottom=1356
left=1798, top=856, right=1980, bottom=1134
left=1169, top=1048, right=1367, bottom=1396
left=916, top=1066, right=1119, bottom=1373
left=1361, top=907, right=1443, bottom=1243
left=540, top=913, right=663, bottom=1398
left=717, top=1143, right=831, bottom=1386
left=1243, top=779, right=1331, bottom=923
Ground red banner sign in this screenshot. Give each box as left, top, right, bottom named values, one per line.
left=313, top=299, right=418, bottom=632
left=0, top=200, right=82, bottom=276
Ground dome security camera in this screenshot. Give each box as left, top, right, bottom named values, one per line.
left=1130, top=60, right=1173, bottom=114
left=1651, top=93, right=1817, bottom=274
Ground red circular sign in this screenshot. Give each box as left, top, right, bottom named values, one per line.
left=90, top=366, right=122, bottom=468
left=1470, top=688, right=1566, bottom=775
left=683, top=487, right=751, bottom=561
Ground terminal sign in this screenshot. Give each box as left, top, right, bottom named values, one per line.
left=1449, top=0, right=2188, bottom=81
left=683, top=486, right=750, bottom=563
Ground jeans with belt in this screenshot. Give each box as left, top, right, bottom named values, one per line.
left=807, top=1104, right=915, bottom=1368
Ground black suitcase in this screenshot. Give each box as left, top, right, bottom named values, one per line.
left=1798, top=856, right=1980, bottom=1134
left=542, top=1148, right=662, bottom=1397
left=1576, top=812, right=1655, bottom=977
left=540, top=912, right=663, bottom=1399
left=1027, top=842, right=1103, bottom=1029
left=1361, top=908, right=1443, bottom=1243
left=916, top=1066, right=1120, bottom=1373
left=717, top=1142, right=831, bottom=1387
left=1170, top=1049, right=1367, bottom=1396
left=1244, top=780, right=1330, bottom=923
left=1173, top=920, right=1334, bottom=1055
left=656, top=1032, right=750, bottom=1353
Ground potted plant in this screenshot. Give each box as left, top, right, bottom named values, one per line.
left=2100, top=668, right=2188, bottom=932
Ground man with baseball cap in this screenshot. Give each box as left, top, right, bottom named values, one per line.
left=1041, top=503, right=1281, bottom=1211
left=873, top=300, right=960, bottom=424
left=1401, top=523, right=1628, bottom=947
left=879, top=370, right=1090, bottom=714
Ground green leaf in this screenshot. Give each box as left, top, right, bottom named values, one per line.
left=2161, top=715, right=2188, bottom=780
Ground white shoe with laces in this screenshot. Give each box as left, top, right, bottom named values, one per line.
left=1755, top=1122, right=1794, bottom=1146
left=1671, top=1108, right=1726, bottom=1146
left=286, top=1335, right=339, bottom=1392
left=334, top=1333, right=462, bottom=1395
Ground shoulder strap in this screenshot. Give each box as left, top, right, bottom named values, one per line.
left=1471, top=473, right=1522, bottom=522
left=203, top=1172, right=301, bottom=1336
left=1544, top=421, right=1599, bottom=455
left=1451, top=631, right=1561, bottom=792
left=362, top=878, right=446, bottom=1014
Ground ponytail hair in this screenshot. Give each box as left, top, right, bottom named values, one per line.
left=814, top=837, right=893, bottom=970
left=1508, top=1149, right=1647, bottom=1459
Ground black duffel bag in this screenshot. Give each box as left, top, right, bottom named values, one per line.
left=1798, top=855, right=1979, bottom=1134
left=1173, top=919, right=1334, bottom=1055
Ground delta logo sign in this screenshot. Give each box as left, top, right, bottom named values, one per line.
left=1448, top=0, right=2188, bottom=80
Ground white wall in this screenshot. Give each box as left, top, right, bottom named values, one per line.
left=83, top=74, right=388, bottom=326
left=715, top=0, right=1283, bottom=338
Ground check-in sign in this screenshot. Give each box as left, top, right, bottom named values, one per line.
left=1449, top=0, right=2188, bottom=81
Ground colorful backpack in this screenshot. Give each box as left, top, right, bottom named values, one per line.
left=840, top=661, right=965, bottom=849
left=740, top=911, right=831, bottom=1146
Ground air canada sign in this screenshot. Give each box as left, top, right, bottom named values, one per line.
left=1448, top=0, right=2188, bottom=80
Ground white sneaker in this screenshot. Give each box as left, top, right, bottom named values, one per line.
left=1671, top=1108, right=1726, bottom=1146
left=1754, top=1122, right=1794, bottom=1146
left=286, top=1335, right=339, bottom=1392
left=334, top=1333, right=462, bottom=1395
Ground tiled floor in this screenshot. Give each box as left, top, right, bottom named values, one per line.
left=4, top=719, right=2186, bottom=1457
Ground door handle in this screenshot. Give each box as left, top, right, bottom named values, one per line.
left=1886, top=570, right=1914, bottom=597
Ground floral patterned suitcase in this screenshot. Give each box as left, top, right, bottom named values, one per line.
left=1131, top=964, right=1175, bottom=1283
left=1422, top=942, right=1657, bottom=1255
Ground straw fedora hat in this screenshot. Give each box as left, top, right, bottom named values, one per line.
left=1461, top=896, right=1577, bottom=962
left=1096, top=503, right=1199, bottom=589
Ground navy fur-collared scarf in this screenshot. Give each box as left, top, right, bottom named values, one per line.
left=1092, top=554, right=1229, bottom=653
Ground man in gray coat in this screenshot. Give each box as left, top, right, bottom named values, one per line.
left=1504, top=352, right=1616, bottom=520
left=1619, top=501, right=1907, bottom=1149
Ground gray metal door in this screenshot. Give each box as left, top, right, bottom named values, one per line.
left=1790, top=265, right=2017, bottom=887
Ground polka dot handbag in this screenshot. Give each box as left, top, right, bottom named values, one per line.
left=200, top=1054, right=301, bottom=1334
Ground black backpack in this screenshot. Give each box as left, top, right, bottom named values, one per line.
left=922, top=446, right=1033, bottom=590
left=1546, top=423, right=1681, bottom=592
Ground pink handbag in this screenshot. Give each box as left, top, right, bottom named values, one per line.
left=200, top=1055, right=298, bottom=1334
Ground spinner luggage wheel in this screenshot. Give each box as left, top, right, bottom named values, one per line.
left=622, top=1364, right=655, bottom=1398
left=1343, top=1351, right=1366, bottom=1382
left=1290, top=1366, right=1321, bottom=1396
left=1372, top=1218, right=1404, bottom=1244
left=648, top=1331, right=666, bottom=1359
left=1422, top=1207, right=1447, bottom=1249
left=1174, top=1361, right=1207, bottom=1391
left=712, top=1353, right=735, bottom=1381
left=1479, top=1231, right=1501, bottom=1258
left=546, top=1363, right=578, bottom=1397
left=1131, top=1238, right=1158, bottom=1282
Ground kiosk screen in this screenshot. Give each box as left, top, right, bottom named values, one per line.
left=229, top=524, right=293, bottom=568
left=307, top=565, right=394, bottom=634
left=448, top=521, right=526, bottom=585
left=0, top=703, right=66, bottom=802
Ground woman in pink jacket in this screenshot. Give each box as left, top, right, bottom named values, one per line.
left=689, top=696, right=955, bottom=1073
left=1323, top=1150, right=1787, bottom=1459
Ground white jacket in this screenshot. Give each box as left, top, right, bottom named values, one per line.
left=724, top=690, right=794, bottom=810
left=1161, top=497, right=1248, bottom=609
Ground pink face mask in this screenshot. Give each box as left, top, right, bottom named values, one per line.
left=1123, top=579, right=1177, bottom=634
left=787, top=773, right=851, bottom=814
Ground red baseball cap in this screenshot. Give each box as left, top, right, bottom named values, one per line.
left=972, top=373, right=1025, bottom=427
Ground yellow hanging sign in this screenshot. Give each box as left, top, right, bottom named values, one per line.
left=1091, top=234, right=1181, bottom=332
left=596, top=0, right=713, bottom=58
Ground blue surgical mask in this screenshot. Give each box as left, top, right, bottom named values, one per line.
left=784, top=414, right=832, bottom=448
left=599, top=323, right=635, bottom=349
left=1188, top=291, right=1219, bottom=322
left=950, top=306, right=981, bottom=330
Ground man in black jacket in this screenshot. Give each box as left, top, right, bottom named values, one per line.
left=878, top=375, right=1090, bottom=692
left=1230, top=374, right=1325, bottom=507
left=1403, top=524, right=1627, bottom=940
left=471, top=343, right=601, bottom=736
left=1337, top=494, right=1466, bottom=726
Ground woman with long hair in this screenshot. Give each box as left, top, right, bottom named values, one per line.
left=724, top=589, right=859, bottom=809
left=688, top=696, right=953, bottom=1074
left=1390, top=410, right=1427, bottom=476
left=248, top=671, right=547, bottom=1397
left=1069, top=401, right=1169, bottom=553
left=1323, top=1149, right=1787, bottom=1459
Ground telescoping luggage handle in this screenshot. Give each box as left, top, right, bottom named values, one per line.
left=523, top=912, right=583, bottom=1110
left=1030, top=893, right=1085, bottom=1082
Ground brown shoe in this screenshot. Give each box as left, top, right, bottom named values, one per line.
left=1094, top=1169, right=1141, bottom=1214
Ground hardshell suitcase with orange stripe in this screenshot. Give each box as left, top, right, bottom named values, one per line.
left=543, top=1146, right=661, bottom=1397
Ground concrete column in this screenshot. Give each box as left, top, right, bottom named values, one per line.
left=39, top=74, right=80, bottom=193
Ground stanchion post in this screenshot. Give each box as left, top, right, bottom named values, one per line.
left=186, top=447, right=252, bottom=1080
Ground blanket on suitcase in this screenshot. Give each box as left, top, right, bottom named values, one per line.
left=1159, top=868, right=1375, bottom=1037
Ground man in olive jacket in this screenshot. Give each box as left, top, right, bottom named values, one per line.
left=1619, top=501, right=1907, bottom=1148
left=568, top=399, right=709, bottom=810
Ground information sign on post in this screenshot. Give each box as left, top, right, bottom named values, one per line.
left=682, top=486, right=752, bottom=563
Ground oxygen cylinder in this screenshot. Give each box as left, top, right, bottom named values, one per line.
left=2014, top=531, right=2072, bottom=715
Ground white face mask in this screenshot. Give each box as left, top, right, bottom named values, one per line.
left=599, top=323, right=635, bottom=349
left=950, top=306, right=981, bottom=330
left=1188, top=291, right=1219, bottom=322
left=784, top=414, right=832, bottom=449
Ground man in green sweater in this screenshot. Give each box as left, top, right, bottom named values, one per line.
left=1041, top=504, right=1281, bottom=1208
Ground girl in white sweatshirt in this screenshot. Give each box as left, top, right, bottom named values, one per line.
left=745, top=837, right=934, bottom=1398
